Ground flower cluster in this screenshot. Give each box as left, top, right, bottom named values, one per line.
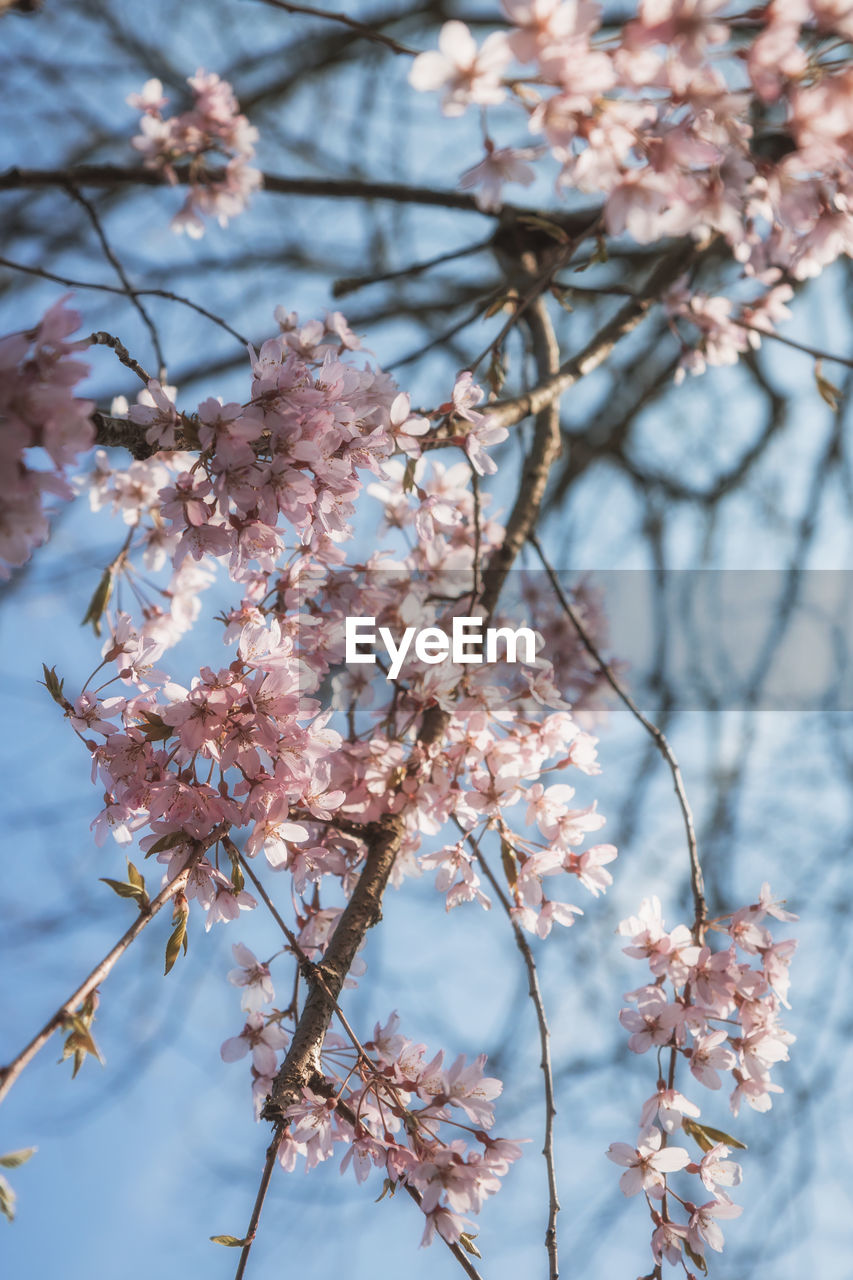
left=0, top=296, right=93, bottom=579
left=0, top=292, right=616, bottom=1246
left=665, top=274, right=794, bottom=382
left=608, top=887, right=797, bottom=1272
left=222, top=997, right=522, bottom=1248
left=69, top=300, right=613, bottom=952
left=128, top=70, right=261, bottom=236
left=410, top=1, right=853, bottom=372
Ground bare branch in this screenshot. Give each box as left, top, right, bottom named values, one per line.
left=233, top=1136, right=279, bottom=1280
left=64, top=181, right=167, bottom=376
left=529, top=536, right=708, bottom=936
left=0, top=826, right=228, bottom=1107
left=0, top=163, right=500, bottom=214
left=464, top=829, right=560, bottom=1280
left=252, top=0, right=419, bottom=56
left=88, top=330, right=152, bottom=385
left=479, top=292, right=561, bottom=619
left=0, top=254, right=249, bottom=345
left=482, top=245, right=697, bottom=432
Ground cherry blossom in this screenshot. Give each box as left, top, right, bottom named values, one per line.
left=128, top=69, right=261, bottom=235
left=410, top=4, right=853, bottom=356
left=606, top=1127, right=690, bottom=1198
left=0, top=2, right=821, bottom=1261
left=0, top=296, right=93, bottom=578
left=612, top=891, right=795, bottom=1266
left=687, top=1197, right=743, bottom=1255
left=221, top=1012, right=289, bottom=1075
left=459, top=142, right=538, bottom=212
left=408, top=21, right=510, bottom=117
left=227, top=942, right=275, bottom=1011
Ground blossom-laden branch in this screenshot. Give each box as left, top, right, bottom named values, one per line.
left=409, top=6, right=853, bottom=287
left=63, top=181, right=166, bottom=377
left=0, top=10, right=827, bottom=1264
left=231, top=849, right=488, bottom=1280
left=480, top=243, right=699, bottom=434
left=610, top=889, right=797, bottom=1276
left=0, top=294, right=616, bottom=1258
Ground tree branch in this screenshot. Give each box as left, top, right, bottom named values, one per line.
left=0, top=826, right=227, bottom=1106
left=261, top=811, right=407, bottom=1120
left=479, top=292, right=562, bottom=619
left=0, top=163, right=497, bottom=214
left=482, top=244, right=697, bottom=432
left=251, top=0, right=419, bottom=55
left=0, top=254, right=249, bottom=345
left=528, top=537, right=707, bottom=937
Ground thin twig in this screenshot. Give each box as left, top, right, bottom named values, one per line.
left=528, top=535, right=707, bottom=936
left=739, top=321, right=853, bottom=371
left=464, top=274, right=563, bottom=1279
left=233, top=1136, right=279, bottom=1280
left=0, top=255, right=248, bottom=345
left=0, top=826, right=227, bottom=1106
left=88, top=330, right=152, bottom=386
left=463, top=829, right=560, bottom=1280
left=387, top=293, right=499, bottom=371
left=332, top=235, right=494, bottom=298
left=64, top=181, right=167, bottom=376
left=333, top=1096, right=488, bottom=1280
left=251, top=0, right=418, bottom=55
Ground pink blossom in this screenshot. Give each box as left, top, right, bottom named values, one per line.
left=227, top=942, right=275, bottom=1011
left=221, top=1011, right=289, bottom=1075
left=651, top=1215, right=688, bottom=1265
left=688, top=1029, right=737, bottom=1089
left=459, top=143, right=538, bottom=212
left=284, top=1088, right=339, bottom=1169
left=606, top=1127, right=690, bottom=1197
left=409, top=22, right=510, bottom=117
left=640, top=1086, right=701, bottom=1133
left=686, top=1197, right=743, bottom=1254
left=128, top=69, right=261, bottom=235
left=692, top=1142, right=742, bottom=1195
left=0, top=297, right=94, bottom=578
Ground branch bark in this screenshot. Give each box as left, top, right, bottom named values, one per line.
left=262, top=810, right=408, bottom=1119
left=482, top=243, right=697, bottom=432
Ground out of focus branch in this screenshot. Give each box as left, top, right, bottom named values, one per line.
left=252, top=0, right=419, bottom=55
left=481, top=244, right=697, bottom=432
left=0, top=163, right=498, bottom=214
